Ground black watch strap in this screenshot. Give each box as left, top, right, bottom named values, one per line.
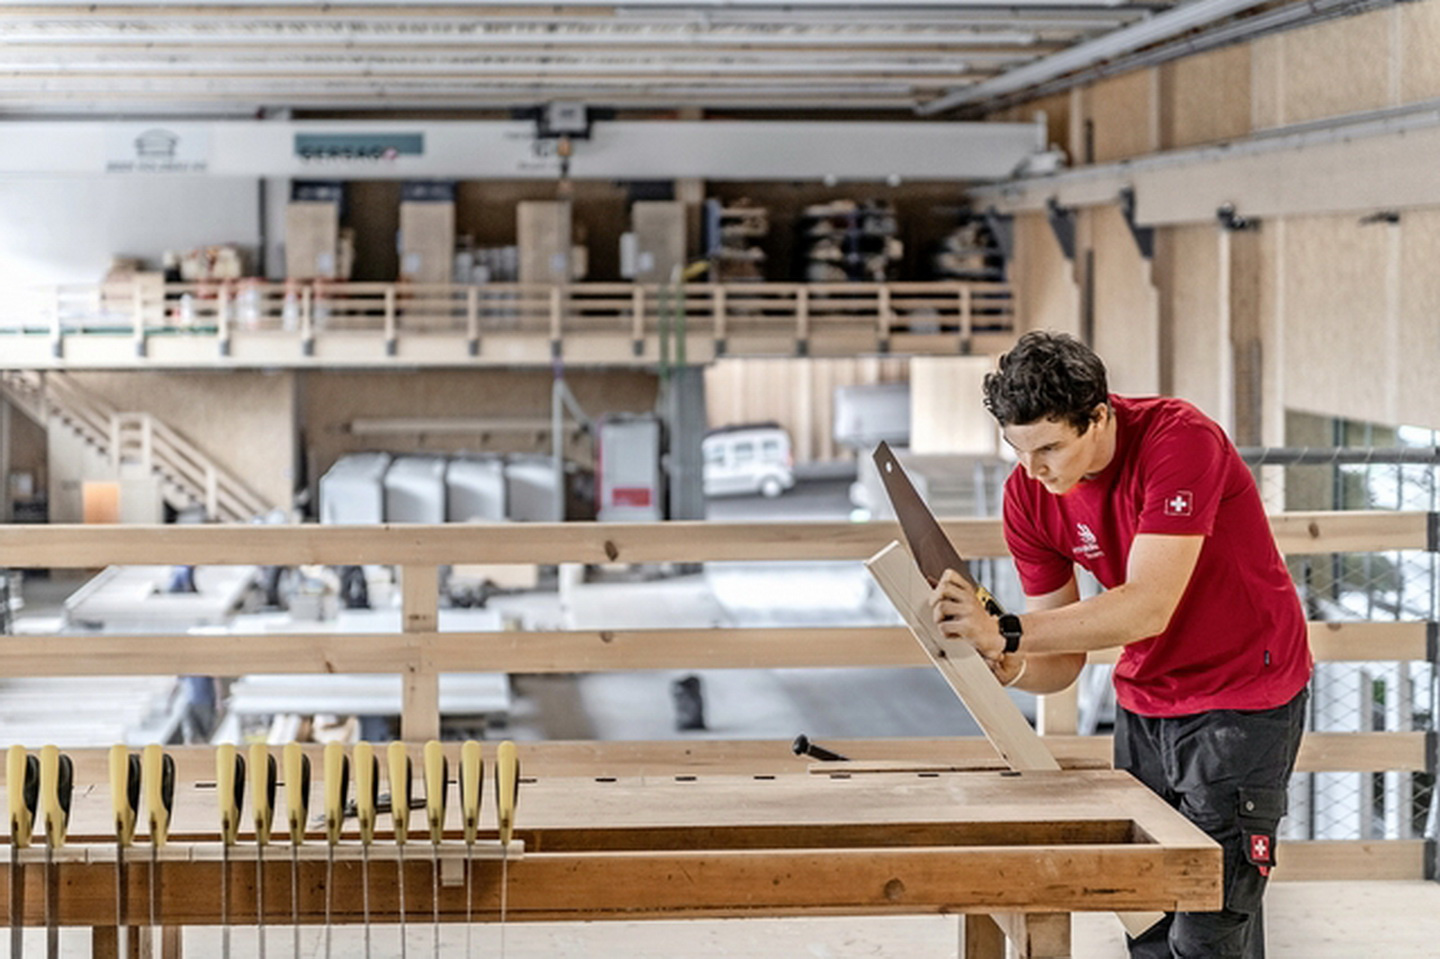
left=998, top=614, right=1023, bottom=654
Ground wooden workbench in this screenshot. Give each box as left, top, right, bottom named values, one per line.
left=1, top=764, right=1219, bottom=957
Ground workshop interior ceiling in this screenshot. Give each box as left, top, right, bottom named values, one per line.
left=0, top=0, right=1395, bottom=117
left=0, top=0, right=1185, bottom=116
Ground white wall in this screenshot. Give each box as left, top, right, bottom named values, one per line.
left=0, top=177, right=261, bottom=290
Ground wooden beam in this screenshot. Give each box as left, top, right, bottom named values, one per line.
left=865, top=541, right=1059, bottom=772
left=0, top=511, right=1418, bottom=568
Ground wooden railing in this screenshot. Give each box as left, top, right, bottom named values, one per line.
left=3, top=279, right=1015, bottom=364
left=0, top=510, right=1432, bottom=880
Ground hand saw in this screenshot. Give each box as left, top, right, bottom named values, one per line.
left=872, top=441, right=1005, bottom=617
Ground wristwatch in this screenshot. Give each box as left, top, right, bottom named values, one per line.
left=997, top=613, right=1023, bottom=654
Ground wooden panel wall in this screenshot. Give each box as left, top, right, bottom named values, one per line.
left=1401, top=1, right=1440, bottom=102
left=1268, top=14, right=1393, bottom=127
left=1396, top=210, right=1440, bottom=429
left=1089, top=205, right=1160, bottom=395
left=909, top=357, right=998, bottom=455
left=1280, top=215, right=1391, bottom=424
left=1086, top=69, right=1157, bottom=164
left=1160, top=224, right=1224, bottom=419
left=1011, top=212, right=1079, bottom=336
left=703, top=357, right=908, bottom=464
left=1161, top=45, right=1251, bottom=150
left=69, top=371, right=297, bottom=512
left=301, top=369, right=659, bottom=483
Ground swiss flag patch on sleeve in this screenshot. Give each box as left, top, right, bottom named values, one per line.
left=1163, top=489, right=1195, bottom=517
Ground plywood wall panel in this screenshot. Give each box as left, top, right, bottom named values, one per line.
left=1163, top=225, right=1224, bottom=419
left=1397, top=210, right=1440, bottom=430
left=1250, top=35, right=1284, bottom=131
left=1162, top=45, right=1250, bottom=150
left=1088, top=69, right=1156, bottom=164
left=1090, top=206, right=1160, bottom=395
left=68, top=371, right=297, bottom=513
left=1281, top=216, right=1389, bottom=423
left=910, top=357, right=999, bottom=455
left=702, top=357, right=908, bottom=464
left=1011, top=212, right=1079, bottom=336
left=1401, top=1, right=1440, bottom=104
left=1278, top=15, right=1392, bottom=125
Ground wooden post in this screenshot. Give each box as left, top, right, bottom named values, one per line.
left=990, top=912, right=1072, bottom=958
left=466, top=285, right=480, bottom=355
left=132, top=282, right=146, bottom=356
left=631, top=286, right=646, bottom=356
left=795, top=286, right=810, bottom=355
left=709, top=285, right=727, bottom=355
left=384, top=285, right=398, bottom=356
left=959, top=285, right=974, bottom=352
left=964, top=914, right=1006, bottom=959
left=877, top=284, right=893, bottom=351
left=217, top=281, right=232, bottom=357
left=300, top=285, right=314, bottom=355
left=401, top=565, right=440, bottom=741
left=1038, top=685, right=1079, bottom=736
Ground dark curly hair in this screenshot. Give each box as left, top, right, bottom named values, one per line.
left=983, top=331, right=1110, bottom=433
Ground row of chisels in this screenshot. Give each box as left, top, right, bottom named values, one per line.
left=5, top=740, right=521, bottom=958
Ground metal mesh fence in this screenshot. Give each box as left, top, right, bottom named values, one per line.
left=1247, top=431, right=1440, bottom=847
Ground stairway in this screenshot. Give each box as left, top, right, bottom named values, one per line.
left=0, top=370, right=272, bottom=522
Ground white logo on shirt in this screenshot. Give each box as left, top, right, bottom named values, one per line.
left=1073, top=522, right=1104, bottom=560
left=1164, top=490, right=1195, bottom=517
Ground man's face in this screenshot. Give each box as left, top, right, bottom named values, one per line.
left=1002, top=407, right=1110, bottom=495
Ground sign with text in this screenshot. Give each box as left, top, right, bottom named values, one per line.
left=105, top=126, right=211, bottom=174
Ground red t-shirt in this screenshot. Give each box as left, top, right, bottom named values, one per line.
left=1003, top=395, right=1312, bottom=717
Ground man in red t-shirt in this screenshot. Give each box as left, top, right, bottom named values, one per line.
left=931, top=331, right=1310, bottom=959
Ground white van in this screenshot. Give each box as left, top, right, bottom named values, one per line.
left=703, top=423, right=796, bottom=498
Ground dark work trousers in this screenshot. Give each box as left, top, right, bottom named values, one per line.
left=1115, top=687, right=1308, bottom=959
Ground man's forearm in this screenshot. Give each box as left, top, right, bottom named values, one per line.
left=1019, top=582, right=1168, bottom=655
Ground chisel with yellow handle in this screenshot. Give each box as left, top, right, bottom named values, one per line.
left=322, top=742, right=349, bottom=959
left=142, top=744, right=175, bottom=952
left=215, top=743, right=245, bottom=959
left=458, top=741, right=483, bottom=956
left=284, top=743, right=311, bottom=959
left=249, top=743, right=276, bottom=959
left=388, top=741, right=414, bottom=959
left=9, top=745, right=38, bottom=958
left=39, top=746, right=71, bottom=959
left=495, top=740, right=520, bottom=958
left=109, top=746, right=140, bottom=959
left=355, top=742, right=378, bottom=959
left=423, top=741, right=448, bottom=959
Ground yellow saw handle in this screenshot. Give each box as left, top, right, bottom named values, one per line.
left=284, top=743, right=311, bottom=846
left=110, top=745, right=140, bottom=848
left=249, top=743, right=276, bottom=846
left=39, top=745, right=72, bottom=849
left=323, top=742, right=350, bottom=846
left=215, top=744, right=245, bottom=847
left=387, top=742, right=413, bottom=846
left=423, top=741, right=448, bottom=845
left=355, top=742, right=378, bottom=846
left=8, top=745, right=37, bottom=849
left=459, top=740, right=482, bottom=845
left=142, top=745, right=175, bottom=847
left=495, top=740, right=519, bottom=847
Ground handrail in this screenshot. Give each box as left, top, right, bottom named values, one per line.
left=11, top=372, right=271, bottom=522
left=17, top=279, right=1015, bottom=350
left=0, top=510, right=1419, bottom=567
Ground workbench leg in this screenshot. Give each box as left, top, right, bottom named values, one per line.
left=990, top=912, right=1072, bottom=958
left=161, top=925, right=183, bottom=959
left=963, top=914, right=1006, bottom=959
left=93, top=926, right=144, bottom=959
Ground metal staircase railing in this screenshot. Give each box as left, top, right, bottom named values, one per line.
left=0, top=370, right=271, bottom=522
